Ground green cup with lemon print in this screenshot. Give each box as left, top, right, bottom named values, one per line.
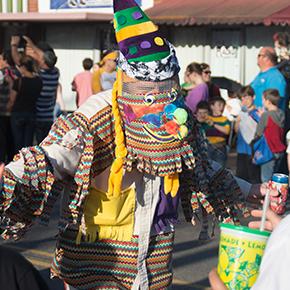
left=217, top=223, right=270, bottom=290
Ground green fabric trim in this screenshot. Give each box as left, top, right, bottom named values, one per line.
left=214, top=120, right=231, bottom=126
left=114, top=6, right=150, bottom=32
left=220, top=223, right=271, bottom=237
left=128, top=51, right=170, bottom=63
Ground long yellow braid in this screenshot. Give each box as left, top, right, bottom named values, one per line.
left=108, top=70, right=179, bottom=198
left=108, top=70, right=127, bottom=197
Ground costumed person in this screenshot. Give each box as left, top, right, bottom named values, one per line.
left=0, top=1, right=248, bottom=289
left=92, top=50, right=118, bottom=94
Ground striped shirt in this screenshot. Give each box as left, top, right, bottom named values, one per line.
left=36, top=67, right=60, bottom=122
left=206, top=115, right=231, bottom=144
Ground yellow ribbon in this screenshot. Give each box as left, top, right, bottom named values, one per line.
left=164, top=173, right=179, bottom=197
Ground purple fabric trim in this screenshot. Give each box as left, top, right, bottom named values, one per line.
left=114, top=0, right=137, bottom=12
left=206, top=127, right=228, bottom=139
left=185, top=83, right=209, bottom=114
left=133, top=11, right=143, bottom=20
left=153, top=179, right=180, bottom=234
left=118, top=31, right=169, bottom=60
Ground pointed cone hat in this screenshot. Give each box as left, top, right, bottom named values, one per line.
left=113, top=0, right=170, bottom=63
left=113, top=0, right=179, bottom=81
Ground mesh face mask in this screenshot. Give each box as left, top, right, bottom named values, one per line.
left=118, top=72, right=195, bottom=176
left=108, top=0, right=194, bottom=197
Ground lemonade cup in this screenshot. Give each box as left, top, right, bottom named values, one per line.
left=217, top=223, right=270, bottom=290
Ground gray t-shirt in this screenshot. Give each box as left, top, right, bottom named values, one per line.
left=100, top=71, right=116, bottom=91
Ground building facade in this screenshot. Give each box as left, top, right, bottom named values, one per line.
left=0, top=0, right=289, bottom=109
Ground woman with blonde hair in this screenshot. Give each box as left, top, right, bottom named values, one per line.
left=92, top=50, right=118, bottom=94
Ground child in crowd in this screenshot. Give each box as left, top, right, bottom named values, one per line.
left=206, top=96, right=231, bottom=167
left=195, top=101, right=210, bottom=131
left=235, top=86, right=261, bottom=183
left=254, top=89, right=286, bottom=182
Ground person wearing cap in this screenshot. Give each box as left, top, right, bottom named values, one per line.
left=92, top=50, right=118, bottom=94
left=0, top=1, right=249, bottom=289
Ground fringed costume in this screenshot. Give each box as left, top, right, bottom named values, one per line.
left=0, top=0, right=248, bottom=289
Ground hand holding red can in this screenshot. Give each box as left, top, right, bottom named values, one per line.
left=269, top=174, right=289, bottom=215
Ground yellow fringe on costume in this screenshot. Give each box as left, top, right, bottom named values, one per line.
left=164, top=173, right=179, bottom=197
left=76, top=186, right=135, bottom=244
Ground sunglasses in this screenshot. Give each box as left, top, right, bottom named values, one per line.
left=203, top=70, right=211, bottom=74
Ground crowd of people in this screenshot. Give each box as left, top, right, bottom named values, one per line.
left=181, top=32, right=290, bottom=186
left=0, top=35, right=118, bottom=166
left=0, top=35, right=60, bottom=164
left=0, top=2, right=290, bottom=287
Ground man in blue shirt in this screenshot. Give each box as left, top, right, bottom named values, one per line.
left=251, top=47, right=287, bottom=110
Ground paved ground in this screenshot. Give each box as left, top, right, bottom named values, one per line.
left=1, top=206, right=220, bottom=290
left=1, top=151, right=278, bottom=290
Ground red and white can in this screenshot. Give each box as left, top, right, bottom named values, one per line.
left=270, top=173, right=289, bottom=215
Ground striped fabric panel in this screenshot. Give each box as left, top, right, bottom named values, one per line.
left=36, top=67, right=60, bottom=121
left=124, top=123, right=195, bottom=176
left=51, top=230, right=174, bottom=290
left=0, top=146, right=58, bottom=240
left=89, top=106, right=116, bottom=177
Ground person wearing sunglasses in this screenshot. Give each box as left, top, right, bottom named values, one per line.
left=200, top=63, right=221, bottom=100
left=184, top=62, right=209, bottom=114
left=251, top=47, right=286, bottom=110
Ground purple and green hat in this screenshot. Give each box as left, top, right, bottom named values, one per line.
left=113, top=0, right=180, bottom=81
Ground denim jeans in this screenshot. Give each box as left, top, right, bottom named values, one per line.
left=10, top=112, right=35, bottom=153
left=261, top=152, right=284, bottom=182
left=236, top=153, right=261, bottom=183
left=208, top=143, right=227, bottom=168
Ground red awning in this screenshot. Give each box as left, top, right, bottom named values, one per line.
left=147, top=0, right=290, bottom=26
left=264, top=5, right=290, bottom=26
left=1, top=2, right=290, bottom=26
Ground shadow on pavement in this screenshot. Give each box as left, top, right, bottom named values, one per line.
left=1, top=236, right=57, bottom=251
left=174, top=238, right=216, bottom=253
left=173, top=245, right=219, bottom=268
left=40, top=269, right=64, bottom=290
